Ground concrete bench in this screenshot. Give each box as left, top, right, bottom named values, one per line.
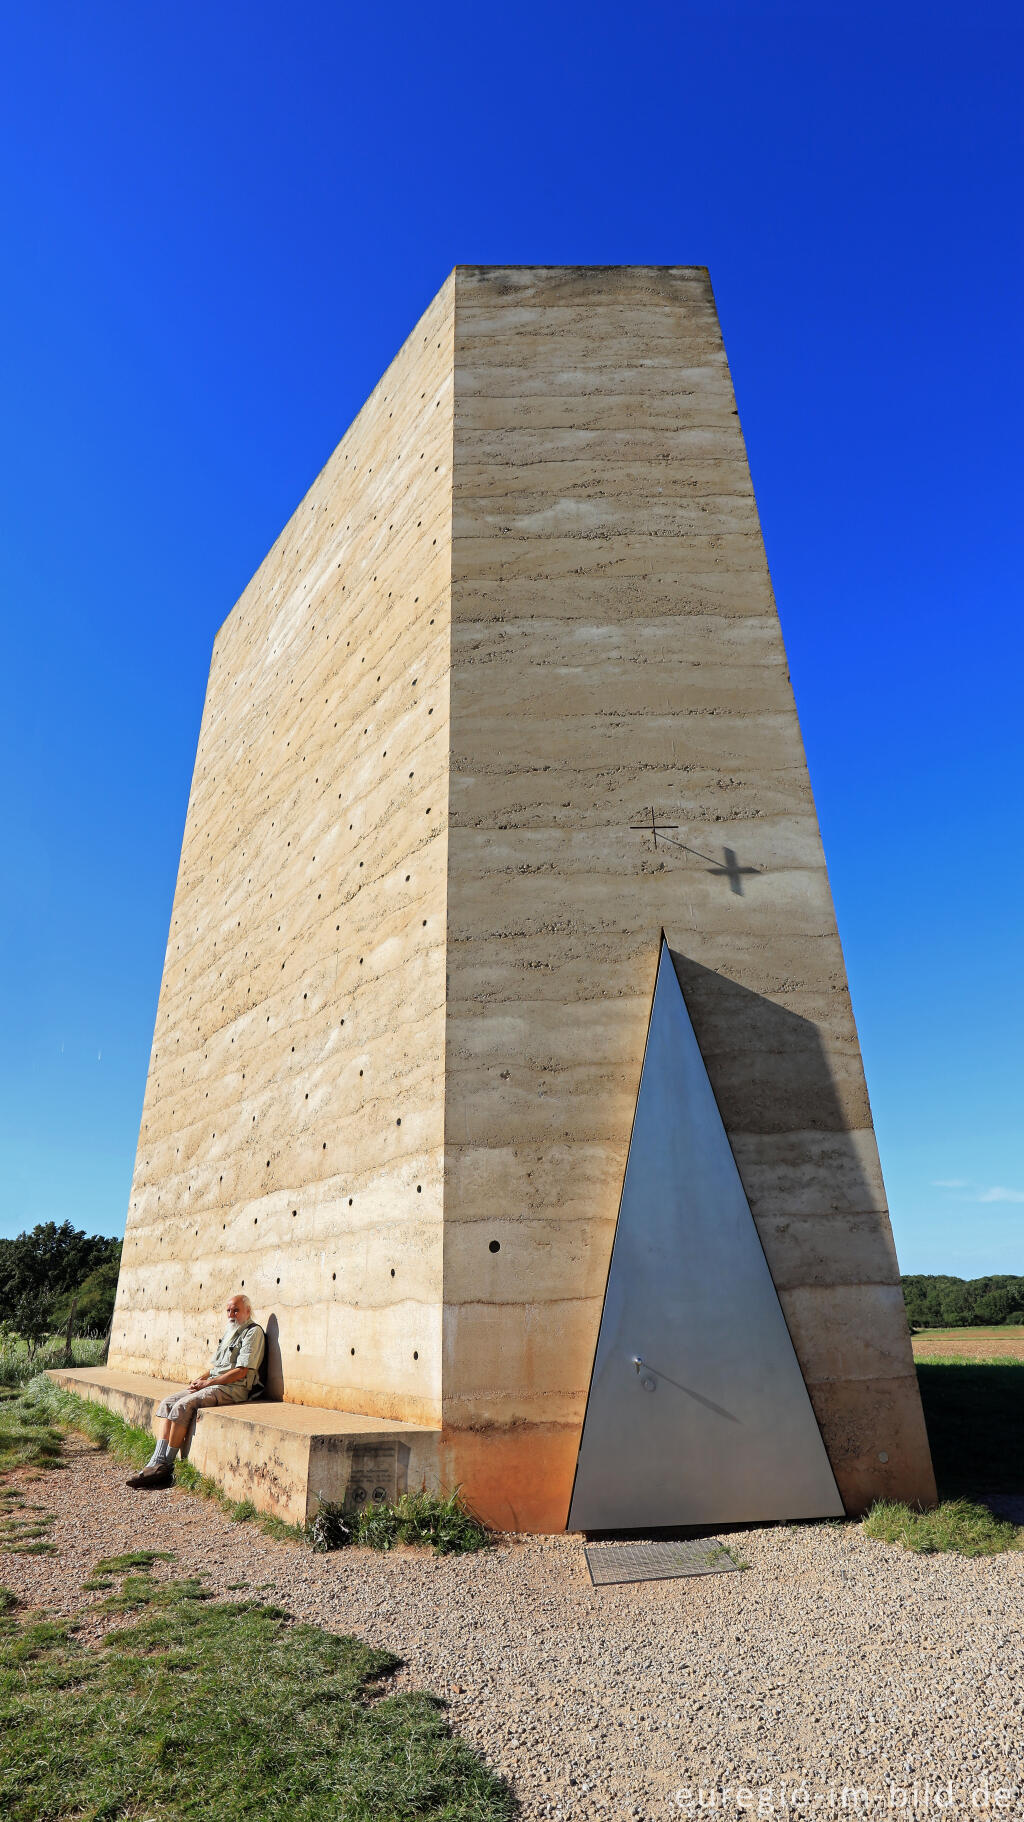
left=47, top=1367, right=441, bottom=1526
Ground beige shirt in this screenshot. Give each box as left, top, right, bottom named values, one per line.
left=207, top=1322, right=265, bottom=1400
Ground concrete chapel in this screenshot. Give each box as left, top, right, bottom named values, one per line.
left=55, top=266, right=936, bottom=1530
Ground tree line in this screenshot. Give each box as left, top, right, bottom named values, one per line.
left=901, top=1274, right=1024, bottom=1329
left=0, top=1221, right=122, bottom=1358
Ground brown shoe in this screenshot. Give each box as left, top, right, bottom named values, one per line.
left=126, top=1463, right=174, bottom=1490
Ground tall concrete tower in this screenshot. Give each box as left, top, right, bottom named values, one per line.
left=108, top=267, right=935, bottom=1531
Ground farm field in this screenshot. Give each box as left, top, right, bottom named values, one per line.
left=912, top=1326, right=1024, bottom=1360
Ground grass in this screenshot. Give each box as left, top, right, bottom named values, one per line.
left=95, top=1549, right=176, bottom=1572
left=309, top=1489, right=490, bottom=1557
left=863, top=1497, right=1023, bottom=1557
left=0, top=1501, right=56, bottom=1555
left=0, top=1331, right=107, bottom=1391
left=861, top=1356, right=1024, bottom=1558
left=0, top=1385, right=64, bottom=1477
left=0, top=1559, right=515, bottom=1820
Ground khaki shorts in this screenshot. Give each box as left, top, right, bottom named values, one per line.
left=156, top=1385, right=242, bottom=1424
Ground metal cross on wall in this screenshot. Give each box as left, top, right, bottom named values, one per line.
left=629, top=811, right=765, bottom=897
left=629, top=807, right=679, bottom=850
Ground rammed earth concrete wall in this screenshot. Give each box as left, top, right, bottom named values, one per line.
left=112, top=267, right=936, bottom=1531
left=112, top=276, right=456, bottom=1427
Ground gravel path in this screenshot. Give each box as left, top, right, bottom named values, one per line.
left=4, top=1437, right=1023, bottom=1820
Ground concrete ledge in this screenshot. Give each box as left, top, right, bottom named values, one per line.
left=47, top=1368, right=442, bottom=1526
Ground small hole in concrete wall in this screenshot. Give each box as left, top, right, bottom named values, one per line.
left=413, top=1350, right=419, bottom=1360
left=296, top=1344, right=300, bottom=1352
left=348, top=1198, right=353, bottom=1206
left=323, top=1142, right=327, bottom=1150
left=350, top=1347, right=355, bottom=1356
left=390, top=1268, right=395, bottom=1278
left=276, top=1277, right=280, bottom=1284
left=396, top=1117, right=401, bottom=1126
left=489, top=1241, right=501, bottom=1253
left=292, top=1210, right=297, bottom=1218
left=417, top=1185, right=422, bottom=1193
left=254, top=1217, right=258, bottom=1225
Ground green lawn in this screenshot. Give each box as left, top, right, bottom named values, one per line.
left=0, top=1331, right=107, bottom=1391
left=0, top=1562, right=515, bottom=1821
left=0, top=1386, right=514, bottom=1818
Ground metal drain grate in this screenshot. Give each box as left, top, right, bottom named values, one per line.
left=584, top=1537, right=742, bottom=1586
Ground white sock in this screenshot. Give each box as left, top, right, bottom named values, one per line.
left=147, top=1440, right=169, bottom=1466
left=165, top=1444, right=179, bottom=1464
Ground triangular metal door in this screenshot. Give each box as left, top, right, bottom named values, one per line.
left=568, top=941, right=844, bottom=1530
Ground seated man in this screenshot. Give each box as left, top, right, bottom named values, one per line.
left=127, top=1292, right=265, bottom=1490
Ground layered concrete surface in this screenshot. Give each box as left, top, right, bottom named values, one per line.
left=111, top=266, right=935, bottom=1531
left=112, top=274, right=455, bottom=1427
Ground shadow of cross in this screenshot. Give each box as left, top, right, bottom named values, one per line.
left=707, top=846, right=761, bottom=896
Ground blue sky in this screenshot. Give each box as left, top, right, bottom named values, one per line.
left=1, top=3, right=1021, bottom=1272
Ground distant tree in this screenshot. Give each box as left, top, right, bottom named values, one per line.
left=0, top=1223, right=122, bottom=1345
left=901, top=1274, right=1024, bottom=1329
left=938, top=1282, right=974, bottom=1327
left=52, top=1255, right=121, bottom=1336
left=0, top=1222, right=120, bottom=1311
left=902, top=1275, right=966, bottom=1328
left=12, top=1289, right=53, bottom=1364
